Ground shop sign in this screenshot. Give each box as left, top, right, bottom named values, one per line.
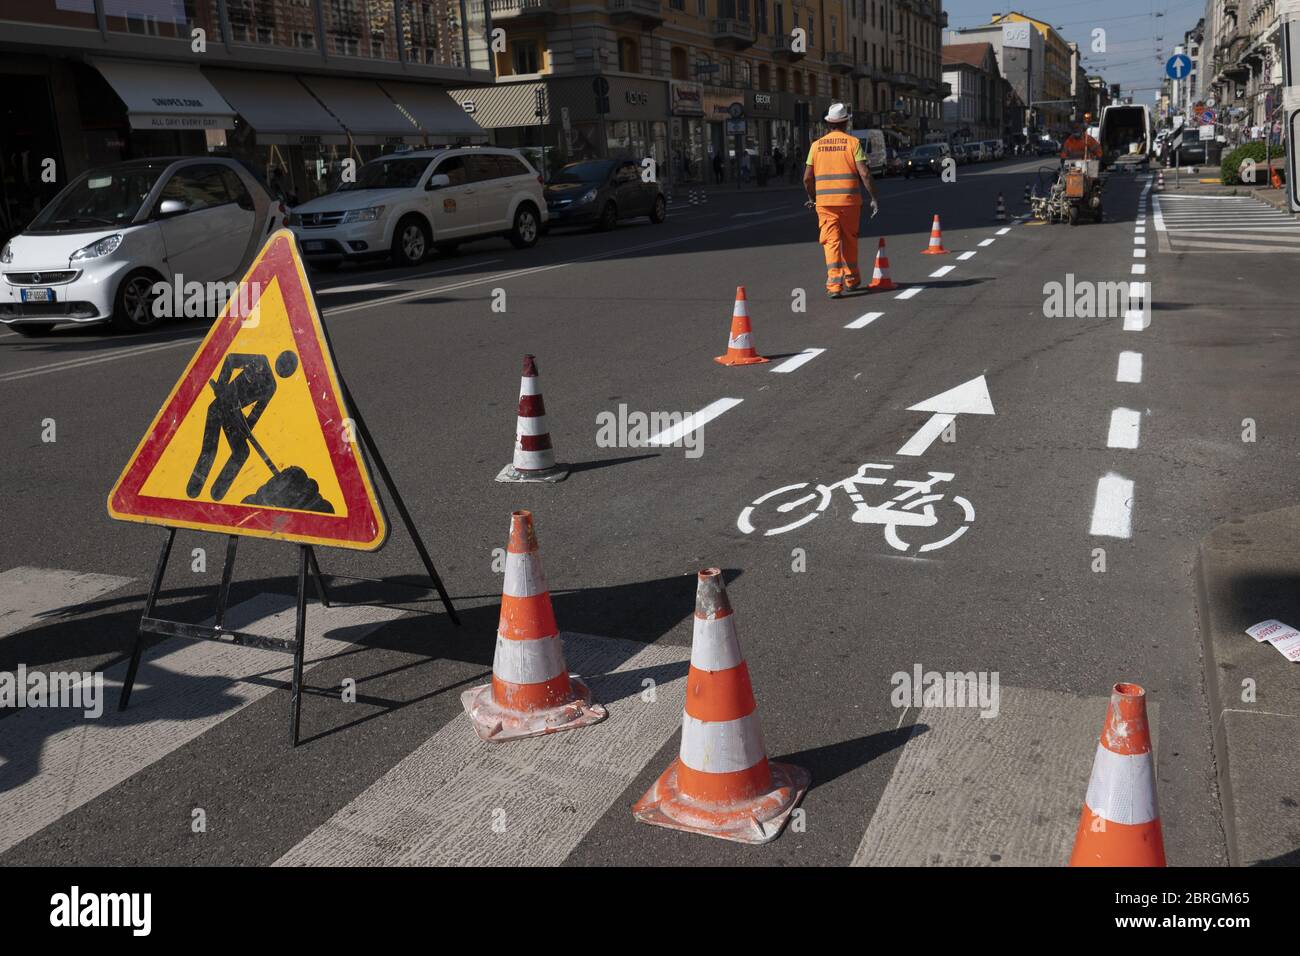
left=671, top=81, right=704, bottom=116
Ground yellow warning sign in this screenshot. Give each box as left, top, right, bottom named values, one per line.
left=108, top=230, right=387, bottom=551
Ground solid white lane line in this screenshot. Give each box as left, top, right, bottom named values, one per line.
left=1107, top=408, right=1142, bottom=449
left=646, top=397, right=743, bottom=446
left=1131, top=263, right=1146, bottom=275
left=1090, top=472, right=1135, bottom=538
left=1117, top=351, right=1143, bottom=383
left=978, top=238, right=995, bottom=247
left=846, top=311, right=884, bottom=329
left=996, top=227, right=1011, bottom=235
left=770, top=347, right=825, bottom=373
left=895, top=286, right=925, bottom=300
left=0, top=567, right=133, bottom=639
left=929, top=265, right=955, bottom=277
left=957, top=251, right=976, bottom=260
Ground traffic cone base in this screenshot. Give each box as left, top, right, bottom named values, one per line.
left=461, top=674, right=606, bottom=742
left=715, top=286, right=769, bottom=365
left=495, top=462, right=569, bottom=482
left=632, top=757, right=810, bottom=845
left=1070, top=806, right=1166, bottom=867
left=714, top=353, right=770, bottom=366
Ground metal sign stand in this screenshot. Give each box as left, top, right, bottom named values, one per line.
left=117, top=309, right=460, bottom=747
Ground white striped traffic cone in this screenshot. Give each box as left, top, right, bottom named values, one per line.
left=921, top=214, right=949, bottom=254
left=1069, top=682, right=1166, bottom=866
left=867, top=237, right=896, bottom=291
left=995, top=193, right=1007, bottom=221
left=632, top=568, right=809, bottom=844
left=461, top=510, right=607, bottom=741
left=495, top=354, right=568, bottom=483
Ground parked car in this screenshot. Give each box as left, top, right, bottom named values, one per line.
left=903, top=143, right=952, bottom=177
left=885, top=147, right=906, bottom=177
left=952, top=144, right=971, bottom=165
left=848, top=129, right=888, bottom=178
left=0, top=156, right=286, bottom=336
left=983, top=140, right=1005, bottom=160
left=289, top=146, right=546, bottom=269
left=543, top=158, right=666, bottom=231
left=1036, top=138, right=1061, bottom=156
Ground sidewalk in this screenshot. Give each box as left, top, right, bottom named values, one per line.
left=1158, top=164, right=1296, bottom=216
left=1196, top=506, right=1300, bottom=866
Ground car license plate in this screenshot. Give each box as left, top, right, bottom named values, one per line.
left=304, top=241, right=326, bottom=252
left=21, top=288, right=53, bottom=303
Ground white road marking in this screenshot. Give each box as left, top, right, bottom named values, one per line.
left=897, top=412, right=956, bottom=457
left=957, top=251, right=976, bottom=260
left=929, top=265, right=955, bottom=278
left=771, top=347, right=825, bottom=373
left=274, top=634, right=691, bottom=866
left=845, top=311, right=884, bottom=329
left=1135, top=226, right=1146, bottom=234
left=732, top=208, right=782, bottom=218
left=0, top=592, right=405, bottom=855
left=0, top=567, right=133, bottom=639
left=1090, top=472, right=1135, bottom=538
left=1134, top=236, right=1146, bottom=245
left=1117, top=351, right=1143, bottom=383
left=1107, top=407, right=1142, bottom=449
left=1133, top=248, right=1146, bottom=258
left=895, top=286, right=925, bottom=300
left=314, top=260, right=505, bottom=296
left=898, top=375, right=995, bottom=456
left=1131, top=263, right=1146, bottom=274
left=0, top=338, right=206, bottom=385
left=978, top=238, right=995, bottom=247
left=646, top=397, right=743, bottom=446
left=996, top=227, right=1010, bottom=235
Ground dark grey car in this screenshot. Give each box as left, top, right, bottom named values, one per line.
left=544, top=159, right=667, bottom=231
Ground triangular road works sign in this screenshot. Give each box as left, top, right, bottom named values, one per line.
left=108, top=230, right=387, bottom=551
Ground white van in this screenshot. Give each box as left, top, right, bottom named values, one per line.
left=849, top=129, right=888, bottom=178
left=1098, top=104, right=1154, bottom=169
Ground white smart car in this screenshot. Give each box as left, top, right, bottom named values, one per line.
left=289, top=147, right=547, bottom=269
left=0, top=156, right=286, bottom=336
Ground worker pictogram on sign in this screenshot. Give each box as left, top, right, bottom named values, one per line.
left=108, top=230, right=386, bottom=551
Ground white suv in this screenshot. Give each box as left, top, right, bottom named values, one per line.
left=289, top=147, right=547, bottom=268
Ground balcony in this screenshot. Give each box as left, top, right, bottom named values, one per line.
left=826, top=51, right=853, bottom=74
left=851, top=62, right=874, bottom=80
left=712, top=18, right=755, bottom=50
left=893, top=72, right=919, bottom=89
left=771, top=34, right=806, bottom=61
left=609, top=0, right=664, bottom=27
left=488, top=0, right=556, bottom=21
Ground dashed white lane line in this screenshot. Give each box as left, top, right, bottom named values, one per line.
left=646, top=397, right=743, bottom=446
left=978, top=238, right=995, bottom=247
left=1117, top=351, right=1143, bottom=383
left=1134, top=236, right=1146, bottom=245
left=895, top=286, right=925, bottom=300
left=1131, top=263, right=1147, bottom=275
left=846, top=311, right=884, bottom=329
left=1106, top=408, right=1142, bottom=449
left=957, top=251, right=976, bottom=261
left=929, top=265, right=955, bottom=278
left=1135, top=226, right=1146, bottom=234
left=1124, top=280, right=1150, bottom=331
left=996, top=227, right=1011, bottom=235
left=1133, top=248, right=1146, bottom=258
left=1090, top=472, right=1134, bottom=538
left=770, top=347, right=826, bottom=373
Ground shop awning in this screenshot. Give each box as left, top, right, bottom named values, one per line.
left=92, top=58, right=236, bottom=131
left=204, top=70, right=348, bottom=145
left=378, top=82, right=487, bottom=143
left=296, top=76, right=422, bottom=145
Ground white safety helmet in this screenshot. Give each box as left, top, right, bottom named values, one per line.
left=824, top=103, right=851, bottom=124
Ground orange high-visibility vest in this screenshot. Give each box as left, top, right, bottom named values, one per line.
left=808, top=130, right=865, bottom=206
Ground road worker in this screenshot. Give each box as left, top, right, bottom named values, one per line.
left=803, top=103, right=879, bottom=298
left=1059, top=120, right=1102, bottom=162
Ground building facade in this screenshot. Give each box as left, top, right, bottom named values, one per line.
left=452, top=0, right=949, bottom=185
left=1203, top=0, right=1284, bottom=143
left=941, top=40, right=1003, bottom=143
left=0, top=0, right=494, bottom=236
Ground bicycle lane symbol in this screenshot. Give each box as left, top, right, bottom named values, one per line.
left=736, top=376, right=992, bottom=554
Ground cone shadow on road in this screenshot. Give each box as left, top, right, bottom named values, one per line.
left=775, top=724, right=927, bottom=791
left=567, top=453, right=660, bottom=474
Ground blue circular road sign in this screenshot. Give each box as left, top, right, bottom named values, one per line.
left=1166, top=54, right=1192, bottom=80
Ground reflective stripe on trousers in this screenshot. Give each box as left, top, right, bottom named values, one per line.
left=817, top=203, right=861, bottom=291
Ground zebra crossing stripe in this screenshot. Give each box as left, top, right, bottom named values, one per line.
left=275, top=634, right=691, bottom=866
left=850, top=686, right=1158, bottom=866
left=0, top=589, right=404, bottom=855
left=0, top=567, right=132, bottom=639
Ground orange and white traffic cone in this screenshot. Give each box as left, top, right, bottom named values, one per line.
left=995, top=193, right=1008, bottom=222
left=1155, top=170, right=1164, bottom=192
left=1271, top=166, right=1283, bottom=189
left=1069, top=682, right=1166, bottom=866
left=714, top=287, right=769, bottom=366
left=495, top=354, right=568, bottom=483
left=867, top=237, right=896, bottom=291
left=461, top=510, right=607, bottom=742
left=632, top=568, right=809, bottom=844
left=921, top=214, right=949, bottom=254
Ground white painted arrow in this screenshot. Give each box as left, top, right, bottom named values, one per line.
left=897, top=375, right=995, bottom=456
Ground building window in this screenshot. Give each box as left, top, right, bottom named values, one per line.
left=738, top=59, right=751, bottom=88
left=671, top=46, right=688, bottom=80
left=293, top=31, right=315, bottom=49
left=512, top=40, right=540, bottom=74
left=831, top=76, right=839, bottom=99
left=671, top=0, right=684, bottom=8
left=618, top=37, right=640, bottom=73
left=333, top=35, right=359, bottom=55
left=697, top=0, right=707, bottom=14
left=756, top=1, right=767, bottom=35
left=721, top=57, right=733, bottom=84
left=776, top=66, right=787, bottom=91
left=807, top=15, right=813, bottom=48
left=793, top=71, right=803, bottom=94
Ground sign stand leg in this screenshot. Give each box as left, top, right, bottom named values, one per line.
left=306, top=546, right=331, bottom=608
left=213, top=535, right=239, bottom=630
left=118, top=527, right=176, bottom=712
left=290, top=545, right=309, bottom=747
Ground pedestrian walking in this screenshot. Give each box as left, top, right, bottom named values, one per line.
left=803, top=103, right=879, bottom=299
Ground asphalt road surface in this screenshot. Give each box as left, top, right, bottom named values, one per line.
left=3, top=156, right=1297, bottom=867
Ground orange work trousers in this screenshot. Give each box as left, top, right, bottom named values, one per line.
left=817, top=203, right=862, bottom=292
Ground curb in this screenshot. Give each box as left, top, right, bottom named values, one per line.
left=1195, top=505, right=1300, bottom=866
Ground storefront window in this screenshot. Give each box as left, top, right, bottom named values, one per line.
left=464, top=0, right=491, bottom=72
